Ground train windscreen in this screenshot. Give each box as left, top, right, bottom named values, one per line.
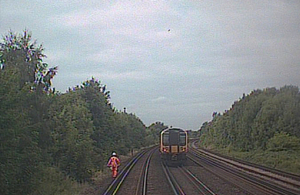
left=162, top=132, right=169, bottom=145
left=179, top=132, right=186, bottom=146
left=169, top=130, right=179, bottom=145
left=163, top=129, right=186, bottom=146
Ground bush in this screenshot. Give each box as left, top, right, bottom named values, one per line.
left=267, top=132, right=300, bottom=151
left=31, top=166, right=81, bottom=195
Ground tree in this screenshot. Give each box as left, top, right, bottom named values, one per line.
left=0, top=30, right=57, bottom=92
left=0, top=30, right=154, bottom=193
left=0, top=30, right=58, bottom=194
left=49, top=92, right=94, bottom=182
left=199, top=86, right=300, bottom=151
left=0, top=66, right=42, bottom=195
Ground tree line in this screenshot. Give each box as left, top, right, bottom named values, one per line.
left=199, top=86, right=300, bottom=152
left=0, top=30, right=163, bottom=195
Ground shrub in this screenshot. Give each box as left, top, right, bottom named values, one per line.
left=267, top=132, right=300, bottom=151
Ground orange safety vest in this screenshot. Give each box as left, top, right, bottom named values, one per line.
left=107, top=156, right=120, bottom=168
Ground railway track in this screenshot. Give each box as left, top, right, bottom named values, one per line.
left=102, top=141, right=300, bottom=194
left=200, top=148, right=300, bottom=185
left=178, top=166, right=216, bottom=195
left=189, top=147, right=300, bottom=195
left=103, top=146, right=217, bottom=195
left=135, top=148, right=155, bottom=195
left=103, top=146, right=156, bottom=195
left=162, top=162, right=216, bottom=195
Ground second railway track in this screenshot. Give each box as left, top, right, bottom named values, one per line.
left=162, top=162, right=217, bottom=195
left=189, top=147, right=300, bottom=195
left=102, top=139, right=300, bottom=195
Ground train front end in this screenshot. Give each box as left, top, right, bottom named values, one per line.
left=160, top=128, right=188, bottom=166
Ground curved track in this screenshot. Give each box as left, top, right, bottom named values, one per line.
left=189, top=142, right=300, bottom=195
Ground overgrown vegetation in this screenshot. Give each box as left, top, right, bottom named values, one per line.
left=0, top=30, right=158, bottom=195
left=2, top=29, right=299, bottom=194
left=199, top=87, right=300, bottom=174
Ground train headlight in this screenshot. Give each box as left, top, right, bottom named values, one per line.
left=180, top=146, right=186, bottom=152
left=163, top=147, right=169, bottom=153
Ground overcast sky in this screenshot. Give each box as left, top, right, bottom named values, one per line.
left=1, top=0, right=300, bottom=130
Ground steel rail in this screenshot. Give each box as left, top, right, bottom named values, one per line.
left=134, top=147, right=156, bottom=195
left=187, top=153, right=265, bottom=195
left=178, top=166, right=216, bottom=195
left=161, top=163, right=185, bottom=195
left=142, top=148, right=155, bottom=195
left=189, top=148, right=300, bottom=195
left=199, top=148, right=300, bottom=187
left=103, top=150, right=146, bottom=195
left=191, top=139, right=300, bottom=183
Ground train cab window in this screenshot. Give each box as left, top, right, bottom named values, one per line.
left=163, top=132, right=169, bottom=145
left=179, top=132, right=186, bottom=146
left=169, top=130, right=179, bottom=145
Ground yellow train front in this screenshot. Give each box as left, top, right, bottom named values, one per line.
left=160, top=128, right=188, bottom=166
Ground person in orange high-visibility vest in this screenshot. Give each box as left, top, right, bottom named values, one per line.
left=107, top=152, right=120, bottom=178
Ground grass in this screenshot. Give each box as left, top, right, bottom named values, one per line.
left=213, top=147, right=300, bottom=175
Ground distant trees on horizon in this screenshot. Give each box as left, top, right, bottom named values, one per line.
left=200, top=86, right=300, bottom=152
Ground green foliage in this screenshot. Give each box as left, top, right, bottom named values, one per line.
left=0, top=67, right=42, bottom=195
left=0, top=30, right=57, bottom=92
left=267, top=132, right=300, bottom=151
left=145, top=122, right=168, bottom=145
left=214, top=146, right=300, bottom=174
left=31, top=166, right=81, bottom=195
left=49, top=92, right=94, bottom=182
left=199, top=86, right=300, bottom=174
left=200, top=86, right=300, bottom=152
left=0, top=31, right=153, bottom=194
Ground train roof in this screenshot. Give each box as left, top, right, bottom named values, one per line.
left=161, top=127, right=185, bottom=133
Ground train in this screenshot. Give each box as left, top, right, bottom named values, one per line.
left=160, top=127, right=188, bottom=166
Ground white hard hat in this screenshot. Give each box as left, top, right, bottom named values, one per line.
left=112, top=152, right=116, bottom=156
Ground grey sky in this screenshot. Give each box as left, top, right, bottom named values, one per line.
left=1, top=0, right=300, bottom=130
